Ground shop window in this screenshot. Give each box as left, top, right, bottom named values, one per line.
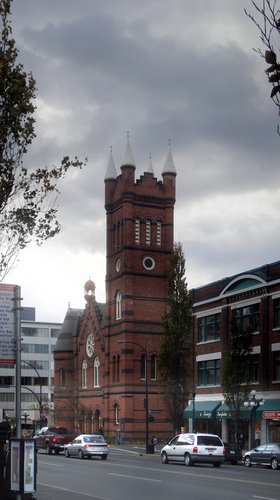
left=198, top=359, right=220, bottom=386
left=274, top=351, right=280, bottom=381
left=198, top=313, right=221, bottom=343
left=274, top=298, right=280, bottom=328
left=235, top=304, right=259, bottom=333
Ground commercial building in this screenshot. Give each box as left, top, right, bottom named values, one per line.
left=186, top=261, right=280, bottom=448
left=0, top=306, right=61, bottom=433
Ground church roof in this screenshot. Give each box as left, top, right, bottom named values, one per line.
left=104, top=147, right=117, bottom=180
left=53, top=308, right=84, bottom=353
left=162, top=142, right=176, bottom=174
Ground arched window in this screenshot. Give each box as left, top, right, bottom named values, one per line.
left=151, top=354, right=156, bottom=380
left=145, top=220, right=151, bottom=246
left=116, top=291, right=122, bottom=320
left=94, top=357, right=100, bottom=387
left=59, top=367, right=65, bottom=388
left=135, top=218, right=140, bottom=244
left=156, top=221, right=161, bottom=247
left=114, top=403, right=119, bottom=425
left=140, top=354, right=146, bottom=380
left=112, top=355, right=116, bottom=383
left=116, top=354, right=120, bottom=382
left=82, top=359, right=87, bottom=388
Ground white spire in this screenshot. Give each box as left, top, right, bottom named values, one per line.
left=105, top=146, right=117, bottom=180
left=162, top=140, right=176, bottom=174
left=121, top=131, right=135, bottom=167
left=144, top=153, right=154, bottom=175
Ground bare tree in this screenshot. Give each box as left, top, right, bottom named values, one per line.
left=245, top=0, right=280, bottom=132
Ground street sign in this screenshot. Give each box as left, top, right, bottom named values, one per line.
left=0, top=284, right=17, bottom=364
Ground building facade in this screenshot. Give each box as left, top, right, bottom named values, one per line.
left=185, top=261, right=280, bottom=448
left=0, top=306, right=61, bottom=433
left=54, top=138, right=177, bottom=441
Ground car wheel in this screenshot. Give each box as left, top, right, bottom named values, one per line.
left=78, top=450, right=84, bottom=459
left=244, top=456, right=251, bottom=467
left=101, top=455, right=107, bottom=460
left=46, top=444, right=52, bottom=455
left=271, top=457, right=279, bottom=470
left=231, top=461, right=238, bottom=465
left=184, top=453, right=192, bottom=466
left=55, top=450, right=59, bottom=455
left=65, top=449, right=70, bottom=458
left=213, top=462, right=221, bottom=468
left=161, top=452, right=169, bottom=464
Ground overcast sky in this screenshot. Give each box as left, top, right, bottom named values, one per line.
left=6, top=0, right=280, bottom=323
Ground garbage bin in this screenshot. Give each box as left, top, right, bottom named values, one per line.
left=147, top=443, right=154, bottom=454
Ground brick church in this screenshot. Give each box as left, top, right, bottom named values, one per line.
left=53, top=136, right=177, bottom=441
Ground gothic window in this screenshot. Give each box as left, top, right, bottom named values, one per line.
left=151, top=354, right=156, bottom=380
left=156, top=221, right=161, bottom=247
left=145, top=220, right=151, bottom=246
left=82, top=359, right=87, bottom=388
left=114, top=403, right=119, bottom=425
left=59, top=367, right=65, bottom=388
left=94, top=357, right=100, bottom=387
left=112, top=355, right=116, bottom=382
left=274, top=298, right=280, bottom=328
left=140, top=353, right=146, bottom=380
left=135, top=218, right=140, bottom=244
left=116, top=291, right=122, bottom=320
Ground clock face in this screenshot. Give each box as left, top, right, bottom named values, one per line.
left=86, top=334, right=95, bottom=357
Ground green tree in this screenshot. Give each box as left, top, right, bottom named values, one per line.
left=245, top=1, right=280, bottom=132
left=222, top=317, right=253, bottom=445
left=0, top=0, right=86, bottom=279
left=158, top=242, right=193, bottom=434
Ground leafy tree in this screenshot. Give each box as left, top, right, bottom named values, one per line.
left=158, top=242, right=193, bottom=434
left=0, top=0, right=86, bottom=279
left=222, top=317, right=253, bottom=446
left=245, top=1, right=280, bottom=132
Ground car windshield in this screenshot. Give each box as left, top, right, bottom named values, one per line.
left=48, top=427, right=69, bottom=434
left=84, top=436, right=104, bottom=443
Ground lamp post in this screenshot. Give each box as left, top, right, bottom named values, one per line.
left=244, top=390, right=264, bottom=449
left=22, top=360, right=44, bottom=427
left=192, top=392, right=196, bottom=433
left=117, top=340, right=149, bottom=453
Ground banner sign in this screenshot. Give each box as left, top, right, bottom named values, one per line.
left=0, top=284, right=17, bottom=364
left=262, top=411, right=280, bottom=419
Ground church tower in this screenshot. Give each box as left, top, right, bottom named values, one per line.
left=103, top=135, right=176, bottom=439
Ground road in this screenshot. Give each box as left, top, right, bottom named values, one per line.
left=32, top=446, right=280, bottom=500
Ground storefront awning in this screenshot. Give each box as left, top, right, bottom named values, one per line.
left=256, top=399, right=280, bottom=419
left=216, top=402, right=250, bottom=420
left=183, top=401, right=221, bottom=420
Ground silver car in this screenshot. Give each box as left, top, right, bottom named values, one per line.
left=65, top=434, right=110, bottom=460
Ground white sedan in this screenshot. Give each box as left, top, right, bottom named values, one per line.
left=65, top=434, right=110, bottom=460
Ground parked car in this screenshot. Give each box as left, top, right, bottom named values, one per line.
left=161, top=432, right=224, bottom=467
left=223, top=442, right=242, bottom=465
left=243, top=443, right=280, bottom=470
left=33, top=426, right=76, bottom=454
left=64, top=434, right=110, bottom=460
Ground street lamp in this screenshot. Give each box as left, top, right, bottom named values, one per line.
left=22, top=360, right=44, bottom=427
left=117, top=340, right=150, bottom=453
left=244, top=390, right=264, bottom=449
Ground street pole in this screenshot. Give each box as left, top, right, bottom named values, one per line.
left=244, top=390, right=264, bottom=449
left=22, top=360, right=43, bottom=426
left=192, top=392, right=196, bottom=433
left=14, top=285, right=22, bottom=500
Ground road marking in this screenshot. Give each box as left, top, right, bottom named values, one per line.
left=109, top=462, right=280, bottom=489
left=38, top=461, right=63, bottom=467
left=38, top=482, right=109, bottom=499
left=108, top=473, right=161, bottom=483
left=253, top=496, right=279, bottom=500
